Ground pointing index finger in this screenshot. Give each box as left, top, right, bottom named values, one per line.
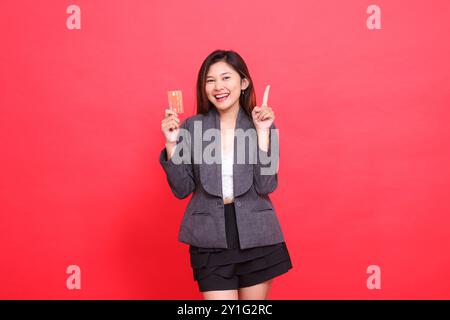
left=262, top=85, right=270, bottom=108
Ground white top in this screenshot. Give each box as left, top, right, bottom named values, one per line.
left=221, top=147, right=234, bottom=201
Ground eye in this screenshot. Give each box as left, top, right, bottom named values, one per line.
left=206, top=79, right=214, bottom=83
left=223, top=76, right=230, bottom=80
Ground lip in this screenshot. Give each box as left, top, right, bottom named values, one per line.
left=214, top=94, right=230, bottom=103
left=214, top=93, right=230, bottom=98
left=213, top=93, right=230, bottom=102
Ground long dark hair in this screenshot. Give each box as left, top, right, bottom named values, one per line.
left=196, top=50, right=256, bottom=118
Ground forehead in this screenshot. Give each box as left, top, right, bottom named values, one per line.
left=206, top=61, right=236, bottom=77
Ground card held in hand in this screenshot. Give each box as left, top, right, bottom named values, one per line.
left=167, top=90, right=184, bottom=114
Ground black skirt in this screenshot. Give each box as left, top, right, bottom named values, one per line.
left=189, top=202, right=293, bottom=287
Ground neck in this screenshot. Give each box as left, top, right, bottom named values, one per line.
left=217, top=104, right=240, bottom=126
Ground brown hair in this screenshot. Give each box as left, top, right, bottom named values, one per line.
left=196, top=50, right=256, bottom=118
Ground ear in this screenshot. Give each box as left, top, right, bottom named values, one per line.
left=241, top=78, right=250, bottom=91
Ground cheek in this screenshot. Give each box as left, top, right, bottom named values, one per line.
left=231, top=81, right=241, bottom=92
left=231, top=85, right=241, bottom=96
left=206, top=90, right=215, bottom=102
left=207, top=82, right=217, bottom=89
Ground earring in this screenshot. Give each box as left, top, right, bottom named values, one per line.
left=241, top=90, right=245, bottom=95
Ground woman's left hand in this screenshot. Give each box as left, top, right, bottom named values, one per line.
left=252, top=85, right=275, bottom=131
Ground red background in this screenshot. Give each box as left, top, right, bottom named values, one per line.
left=1, top=0, right=449, bottom=299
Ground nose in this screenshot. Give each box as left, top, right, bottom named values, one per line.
left=213, top=79, right=225, bottom=91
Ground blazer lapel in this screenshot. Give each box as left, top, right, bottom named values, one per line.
left=232, top=107, right=254, bottom=197
left=199, top=107, right=222, bottom=197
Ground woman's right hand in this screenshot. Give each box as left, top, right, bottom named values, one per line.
left=161, top=108, right=181, bottom=144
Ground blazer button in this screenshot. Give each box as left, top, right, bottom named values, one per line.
left=236, top=201, right=241, bottom=207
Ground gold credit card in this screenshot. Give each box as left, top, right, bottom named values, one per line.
left=167, top=90, right=184, bottom=114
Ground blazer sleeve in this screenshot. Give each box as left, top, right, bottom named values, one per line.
left=159, top=119, right=195, bottom=199
left=253, top=122, right=279, bottom=195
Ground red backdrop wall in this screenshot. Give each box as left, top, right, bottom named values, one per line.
left=1, top=0, right=449, bottom=299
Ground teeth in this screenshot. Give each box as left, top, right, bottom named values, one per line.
left=215, top=94, right=229, bottom=99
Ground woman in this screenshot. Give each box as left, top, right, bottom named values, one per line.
left=160, top=50, right=293, bottom=300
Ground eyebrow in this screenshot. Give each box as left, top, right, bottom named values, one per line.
left=206, top=72, right=232, bottom=79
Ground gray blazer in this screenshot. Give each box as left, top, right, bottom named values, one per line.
left=159, top=106, right=285, bottom=249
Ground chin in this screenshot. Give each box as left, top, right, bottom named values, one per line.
left=216, top=105, right=234, bottom=113
left=215, top=104, right=229, bottom=110
left=211, top=99, right=238, bottom=111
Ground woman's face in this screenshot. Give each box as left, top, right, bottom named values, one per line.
left=205, top=61, right=249, bottom=113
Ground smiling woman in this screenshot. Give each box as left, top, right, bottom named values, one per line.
left=197, top=52, right=253, bottom=117
left=160, top=49, right=292, bottom=300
